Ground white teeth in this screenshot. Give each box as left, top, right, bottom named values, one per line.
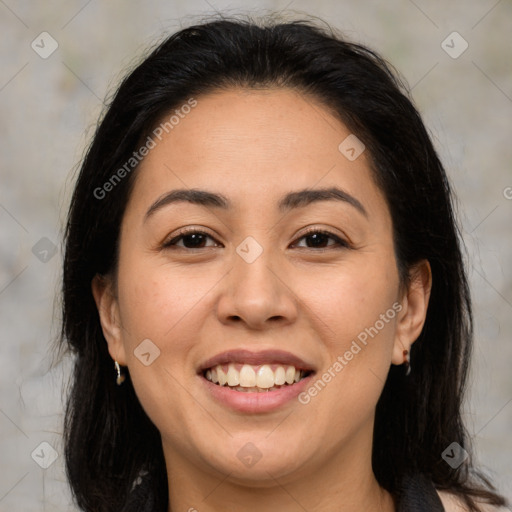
left=231, top=385, right=280, bottom=392
left=217, top=366, right=227, bottom=386
left=204, top=363, right=308, bottom=390
left=226, top=363, right=239, bottom=386
left=274, top=366, right=286, bottom=385
left=239, top=365, right=257, bottom=387
left=256, top=365, right=274, bottom=389
left=285, top=366, right=295, bottom=384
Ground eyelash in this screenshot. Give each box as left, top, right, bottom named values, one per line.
left=162, top=227, right=350, bottom=251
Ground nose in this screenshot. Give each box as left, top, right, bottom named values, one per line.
left=215, top=244, right=299, bottom=330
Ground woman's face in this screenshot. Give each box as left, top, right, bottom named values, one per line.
left=94, top=87, right=429, bottom=487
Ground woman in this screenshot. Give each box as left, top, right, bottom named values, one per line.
left=60, top=14, right=509, bottom=512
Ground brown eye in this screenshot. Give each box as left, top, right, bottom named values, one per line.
left=163, top=230, right=219, bottom=249
left=162, top=228, right=349, bottom=251
left=292, top=230, right=349, bottom=249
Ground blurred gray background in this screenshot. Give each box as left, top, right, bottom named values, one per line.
left=0, top=1, right=511, bottom=510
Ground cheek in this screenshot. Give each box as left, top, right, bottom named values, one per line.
left=303, top=256, right=399, bottom=344
left=117, top=262, right=215, bottom=349
left=114, top=264, right=213, bottom=431
left=296, top=255, right=399, bottom=413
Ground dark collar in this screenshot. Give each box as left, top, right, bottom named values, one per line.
left=397, top=473, right=445, bottom=512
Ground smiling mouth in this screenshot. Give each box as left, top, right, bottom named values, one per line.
left=202, top=363, right=314, bottom=392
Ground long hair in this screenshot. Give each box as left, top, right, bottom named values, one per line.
left=60, top=13, right=508, bottom=511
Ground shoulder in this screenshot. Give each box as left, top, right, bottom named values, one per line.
left=437, top=490, right=509, bottom=512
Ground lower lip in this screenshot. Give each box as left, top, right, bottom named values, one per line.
left=200, top=373, right=315, bottom=413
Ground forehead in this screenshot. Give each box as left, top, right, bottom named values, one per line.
left=125, top=87, right=388, bottom=220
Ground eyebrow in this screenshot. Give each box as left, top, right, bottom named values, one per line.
left=144, top=186, right=368, bottom=221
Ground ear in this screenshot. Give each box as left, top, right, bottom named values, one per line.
left=391, top=260, right=432, bottom=365
left=91, top=274, right=127, bottom=365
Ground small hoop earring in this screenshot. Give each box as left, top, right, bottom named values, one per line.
left=115, top=360, right=125, bottom=385
left=403, top=349, right=411, bottom=376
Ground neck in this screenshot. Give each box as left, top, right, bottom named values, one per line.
left=163, top=420, right=396, bottom=512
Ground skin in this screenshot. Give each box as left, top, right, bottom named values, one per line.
left=92, top=87, right=432, bottom=512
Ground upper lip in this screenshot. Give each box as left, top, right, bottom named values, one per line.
left=198, top=349, right=316, bottom=373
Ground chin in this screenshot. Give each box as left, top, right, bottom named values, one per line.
left=201, top=441, right=309, bottom=486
